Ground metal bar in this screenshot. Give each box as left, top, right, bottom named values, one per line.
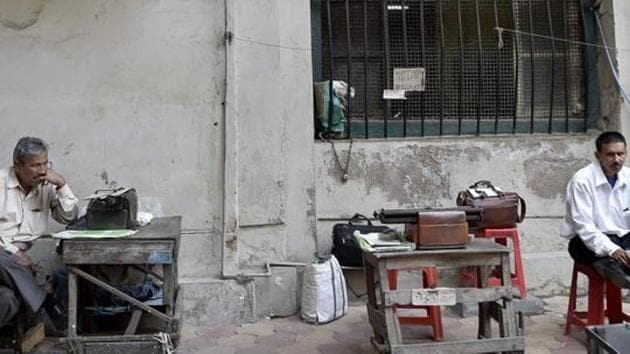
left=345, top=0, right=352, bottom=139
left=420, top=0, right=426, bottom=137
left=493, top=0, right=500, bottom=134
left=402, top=0, right=409, bottom=137
left=546, top=0, right=556, bottom=133
left=326, top=0, right=335, bottom=135
left=528, top=0, right=535, bottom=133
left=475, top=0, right=482, bottom=135
left=383, top=0, right=391, bottom=137
left=363, top=0, right=369, bottom=138
left=457, top=0, right=464, bottom=135
left=438, top=0, right=445, bottom=136
left=512, top=1, right=518, bottom=134
left=563, top=0, right=570, bottom=132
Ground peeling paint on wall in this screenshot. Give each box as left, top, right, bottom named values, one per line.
left=0, top=0, right=44, bottom=31
left=325, top=144, right=489, bottom=206
left=523, top=148, right=590, bottom=199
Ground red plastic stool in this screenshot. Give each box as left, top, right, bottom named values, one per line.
left=482, top=228, right=527, bottom=298
left=564, top=262, right=630, bottom=335
left=387, top=267, right=443, bottom=341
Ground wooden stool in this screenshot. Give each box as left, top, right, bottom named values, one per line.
left=387, top=267, right=443, bottom=341
left=481, top=228, right=527, bottom=298
left=565, top=262, right=630, bottom=335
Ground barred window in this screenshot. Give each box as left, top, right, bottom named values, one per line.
left=312, top=0, right=592, bottom=138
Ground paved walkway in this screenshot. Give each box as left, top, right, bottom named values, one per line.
left=177, top=296, right=596, bottom=354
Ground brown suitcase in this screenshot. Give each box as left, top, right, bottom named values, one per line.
left=405, top=211, right=469, bottom=249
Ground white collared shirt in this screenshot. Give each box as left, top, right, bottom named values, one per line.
left=560, top=162, right=630, bottom=256
left=0, top=167, right=78, bottom=254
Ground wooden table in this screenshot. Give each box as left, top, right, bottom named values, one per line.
left=585, top=323, right=630, bottom=354
left=61, top=216, right=181, bottom=351
left=364, top=239, right=525, bottom=353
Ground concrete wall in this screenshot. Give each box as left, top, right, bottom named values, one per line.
left=1, top=0, right=630, bottom=332
left=612, top=0, right=630, bottom=138
left=0, top=0, right=224, bottom=234
left=315, top=135, right=597, bottom=296
left=0, top=0, right=316, bottom=332
left=313, top=0, right=630, bottom=299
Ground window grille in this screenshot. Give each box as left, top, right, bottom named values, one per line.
left=314, top=0, right=590, bottom=138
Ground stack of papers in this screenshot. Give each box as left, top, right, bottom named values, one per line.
left=52, top=229, right=138, bottom=239
left=353, top=231, right=414, bottom=253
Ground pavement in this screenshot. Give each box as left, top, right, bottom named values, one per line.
left=176, top=295, right=609, bottom=354
left=17, top=294, right=626, bottom=353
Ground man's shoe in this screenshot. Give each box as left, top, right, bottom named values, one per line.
left=35, top=308, right=66, bottom=337
left=593, top=258, right=630, bottom=289
left=43, top=294, right=67, bottom=321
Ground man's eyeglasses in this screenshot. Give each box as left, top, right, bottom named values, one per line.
left=33, top=161, right=53, bottom=170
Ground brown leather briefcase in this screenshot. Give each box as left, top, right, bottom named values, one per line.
left=405, top=211, right=469, bottom=249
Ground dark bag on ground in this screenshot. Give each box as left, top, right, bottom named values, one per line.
left=456, top=180, right=526, bottom=229
left=331, top=213, right=393, bottom=267
left=86, top=188, right=138, bottom=230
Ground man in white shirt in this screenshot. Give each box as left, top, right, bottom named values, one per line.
left=0, top=137, right=78, bottom=334
left=561, top=131, right=630, bottom=288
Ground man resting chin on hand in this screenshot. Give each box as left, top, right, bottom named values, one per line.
left=0, top=136, right=78, bottom=336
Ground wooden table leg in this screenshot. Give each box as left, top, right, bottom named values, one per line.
left=124, top=309, right=143, bottom=335
left=378, top=261, right=402, bottom=346
left=365, top=259, right=385, bottom=345
left=364, top=260, right=377, bottom=310
left=68, top=270, right=78, bottom=338
left=500, top=253, right=517, bottom=338
left=477, top=265, right=491, bottom=339
left=163, top=264, right=174, bottom=316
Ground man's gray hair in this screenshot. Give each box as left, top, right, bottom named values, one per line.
left=13, top=137, right=48, bottom=164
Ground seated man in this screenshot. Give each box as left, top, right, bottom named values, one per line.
left=0, top=137, right=78, bottom=335
left=561, top=131, right=630, bottom=288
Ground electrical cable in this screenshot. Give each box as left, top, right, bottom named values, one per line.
left=494, top=26, right=630, bottom=52
left=231, top=35, right=312, bottom=52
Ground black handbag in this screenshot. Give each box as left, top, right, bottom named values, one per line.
left=331, top=213, right=393, bottom=267
left=86, top=188, right=138, bottom=230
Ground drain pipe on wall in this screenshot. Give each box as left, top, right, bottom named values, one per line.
left=221, top=0, right=308, bottom=283
left=221, top=0, right=244, bottom=281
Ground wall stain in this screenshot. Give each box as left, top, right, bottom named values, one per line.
left=523, top=147, right=590, bottom=199
left=226, top=235, right=238, bottom=252
left=0, top=0, right=44, bottom=31
left=63, top=142, right=74, bottom=157
left=327, top=144, right=488, bottom=206
left=99, top=170, right=118, bottom=189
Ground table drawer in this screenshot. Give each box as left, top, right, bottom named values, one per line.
left=63, top=240, right=174, bottom=264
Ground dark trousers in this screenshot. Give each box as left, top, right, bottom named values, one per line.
left=0, top=252, right=46, bottom=328
left=568, top=233, right=630, bottom=265
left=0, top=285, right=19, bottom=328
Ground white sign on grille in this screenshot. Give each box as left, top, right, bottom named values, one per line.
left=382, top=89, right=407, bottom=100
left=411, top=288, right=456, bottom=306
left=393, top=67, right=426, bottom=91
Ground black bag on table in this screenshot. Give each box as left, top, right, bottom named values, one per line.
left=331, top=213, right=393, bottom=267
left=86, top=188, right=138, bottom=230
